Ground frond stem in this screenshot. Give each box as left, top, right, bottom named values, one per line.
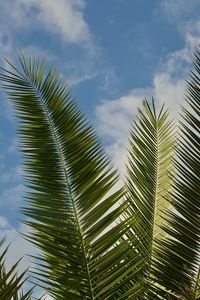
left=27, top=76, right=95, bottom=299
left=149, top=120, right=159, bottom=271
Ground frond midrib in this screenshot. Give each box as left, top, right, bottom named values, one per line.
left=149, top=117, right=159, bottom=263
left=25, top=75, right=95, bottom=299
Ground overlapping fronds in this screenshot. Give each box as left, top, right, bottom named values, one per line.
left=153, top=49, right=200, bottom=299
left=125, top=98, right=175, bottom=298
left=0, top=46, right=199, bottom=300
left=0, top=53, right=139, bottom=299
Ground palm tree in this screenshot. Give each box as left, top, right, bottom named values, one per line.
left=0, top=47, right=199, bottom=299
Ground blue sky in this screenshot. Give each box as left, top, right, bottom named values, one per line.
left=0, top=0, right=199, bottom=297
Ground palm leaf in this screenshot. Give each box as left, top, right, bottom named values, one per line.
left=0, top=53, right=139, bottom=299
left=0, top=237, right=36, bottom=300
left=125, top=98, right=175, bottom=298
left=153, top=48, right=200, bottom=299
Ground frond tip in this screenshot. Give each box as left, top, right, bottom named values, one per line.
left=0, top=237, right=34, bottom=300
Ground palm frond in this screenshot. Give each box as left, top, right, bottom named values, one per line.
left=153, top=48, right=200, bottom=299
left=0, top=53, right=139, bottom=299
left=0, top=237, right=35, bottom=300
left=125, top=98, right=175, bottom=298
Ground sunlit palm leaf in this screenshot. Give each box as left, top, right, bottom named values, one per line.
left=125, top=98, right=175, bottom=299
left=153, top=48, right=200, bottom=299
left=0, top=53, right=138, bottom=299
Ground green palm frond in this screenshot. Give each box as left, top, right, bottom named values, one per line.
left=153, top=48, right=200, bottom=299
left=0, top=53, right=139, bottom=299
left=125, top=98, right=175, bottom=298
left=0, top=237, right=35, bottom=300
left=0, top=46, right=199, bottom=300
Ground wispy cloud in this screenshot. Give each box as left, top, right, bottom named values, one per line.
left=160, top=0, right=200, bottom=48
left=65, top=61, right=99, bottom=86
left=99, top=68, right=121, bottom=95
left=160, top=0, right=200, bottom=23
left=96, top=5, right=199, bottom=174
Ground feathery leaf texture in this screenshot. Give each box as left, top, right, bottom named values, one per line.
left=0, top=46, right=199, bottom=299
left=126, top=98, right=175, bottom=298
left=153, top=49, right=200, bottom=299
left=0, top=53, right=137, bottom=299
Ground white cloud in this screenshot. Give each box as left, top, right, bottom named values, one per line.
left=96, top=70, right=185, bottom=174
left=96, top=87, right=152, bottom=141
left=96, top=88, right=152, bottom=174
left=154, top=73, right=186, bottom=114
left=96, top=16, right=199, bottom=174
left=0, top=0, right=91, bottom=47
left=0, top=0, right=97, bottom=89
left=0, top=0, right=99, bottom=89
left=25, top=0, right=91, bottom=46
left=96, top=77, right=183, bottom=174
